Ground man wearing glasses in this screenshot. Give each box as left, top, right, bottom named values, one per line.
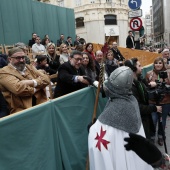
left=54, top=50, right=90, bottom=98
left=0, top=47, right=50, bottom=114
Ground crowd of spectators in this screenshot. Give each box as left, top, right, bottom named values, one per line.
left=1, top=31, right=170, bottom=170
left=1, top=33, right=170, bottom=149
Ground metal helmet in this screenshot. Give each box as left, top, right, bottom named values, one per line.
left=103, top=66, right=133, bottom=96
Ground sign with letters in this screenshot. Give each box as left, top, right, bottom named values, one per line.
left=130, top=17, right=143, bottom=31
left=128, top=0, right=142, bottom=10
left=128, top=9, right=142, bottom=18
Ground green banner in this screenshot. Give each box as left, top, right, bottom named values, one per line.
left=0, top=0, right=76, bottom=45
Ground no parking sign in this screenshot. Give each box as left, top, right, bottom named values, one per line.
left=130, top=17, right=142, bottom=31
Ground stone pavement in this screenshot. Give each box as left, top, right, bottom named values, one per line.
left=156, top=116, right=170, bottom=154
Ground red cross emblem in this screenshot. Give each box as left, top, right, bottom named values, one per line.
left=95, top=126, right=110, bottom=151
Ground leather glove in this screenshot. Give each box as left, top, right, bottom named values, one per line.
left=87, top=118, right=97, bottom=132
left=124, top=133, right=162, bottom=167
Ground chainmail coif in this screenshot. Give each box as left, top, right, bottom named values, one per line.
left=98, top=66, right=141, bottom=133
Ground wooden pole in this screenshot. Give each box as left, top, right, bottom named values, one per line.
left=86, top=63, right=104, bottom=170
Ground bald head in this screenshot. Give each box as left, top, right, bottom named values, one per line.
left=95, top=50, right=103, bottom=63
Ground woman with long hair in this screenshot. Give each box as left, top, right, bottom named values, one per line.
left=42, top=38, right=50, bottom=48
left=82, top=52, right=96, bottom=82
left=46, top=42, right=60, bottom=74
left=146, top=57, right=170, bottom=146
left=84, top=43, right=95, bottom=60
left=59, top=43, right=70, bottom=64
left=105, top=50, right=119, bottom=77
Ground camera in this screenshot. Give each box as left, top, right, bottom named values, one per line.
left=159, top=71, right=168, bottom=79
left=147, top=71, right=170, bottom=102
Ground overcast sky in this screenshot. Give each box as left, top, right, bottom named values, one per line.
left=140, top=0, right=152, bottom=16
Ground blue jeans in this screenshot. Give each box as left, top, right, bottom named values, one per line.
left=151, top=104, right=170, bottom=138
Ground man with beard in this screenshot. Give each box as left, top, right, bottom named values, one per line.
left=124, top=58, right=162, bottom=140
left=0, top=47, right=50, bottom=114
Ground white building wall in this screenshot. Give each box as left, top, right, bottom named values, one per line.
left=118, top=20, right=129, bottom=47
left=42, top=0, right=130, bottom=47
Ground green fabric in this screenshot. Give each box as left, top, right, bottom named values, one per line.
left=44, top=4, right=60, bottom=43
left=142, top=64, right=153, bottom=77
left=0, top=0, right=20, bottom=44
left=16, top=0, right=34, bottom=44
left=66, top=9, right=76, bottom=39
left=56, top=7, right=68, bottom=36
left=0, top=87, right=107, bottom=170
left=0, top=0, right=75, bottom=45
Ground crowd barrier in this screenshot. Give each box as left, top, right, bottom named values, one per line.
left=0, top=87, right=107, bottom=170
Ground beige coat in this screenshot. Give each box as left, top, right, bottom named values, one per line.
left=0, top=64, right=50, bottom=114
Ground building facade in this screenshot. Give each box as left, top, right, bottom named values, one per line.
left=152, top=0, right=164, bottom=48
left=144, top=12, right=152, bottom=46
left=39, top=0, right=130, bottom=47
left=163, top=0, right=170, bottom=47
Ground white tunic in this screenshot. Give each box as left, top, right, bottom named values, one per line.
left=88, top=120, right=154, bottom=170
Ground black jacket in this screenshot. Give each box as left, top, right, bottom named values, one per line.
left=126, top=36, right=135, bottom=48
left=28, top=38, right=35, bottom=47
left=65, top=41, right=73, bottom=47
left=0, top=91, right=9, bottom=118
left=132, top=79, right=156, bottom=139
left=54, top=61, right=87, bottom=98
left=105, top=62, right=118, bottom=77
left=111, top=48, right=125, bottom=61
left=46, top=54, right=60, bottom=75
left=56, top=39, right=66, bottom=47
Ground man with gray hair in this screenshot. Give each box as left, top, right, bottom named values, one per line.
left=161, top=48, right=170, bottom=69
left=0, top=47, right=50, bottom=114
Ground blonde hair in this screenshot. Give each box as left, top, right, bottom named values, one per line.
left=46, top=42, right=56, bottom=58
left=59, top=43, right=68, bottom=54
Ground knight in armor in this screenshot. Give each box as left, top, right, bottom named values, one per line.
left=88, top=66, right=153, bottom=170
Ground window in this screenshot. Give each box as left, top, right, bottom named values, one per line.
left=57, top=1, right=64, bottom=7
left=76, top=17, right=84, bottom=28
left=104, top=15, right=117, bottom=25
left=106, top=0, right=112, bottom=2
left=75, top=0, right=81, bottom=6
